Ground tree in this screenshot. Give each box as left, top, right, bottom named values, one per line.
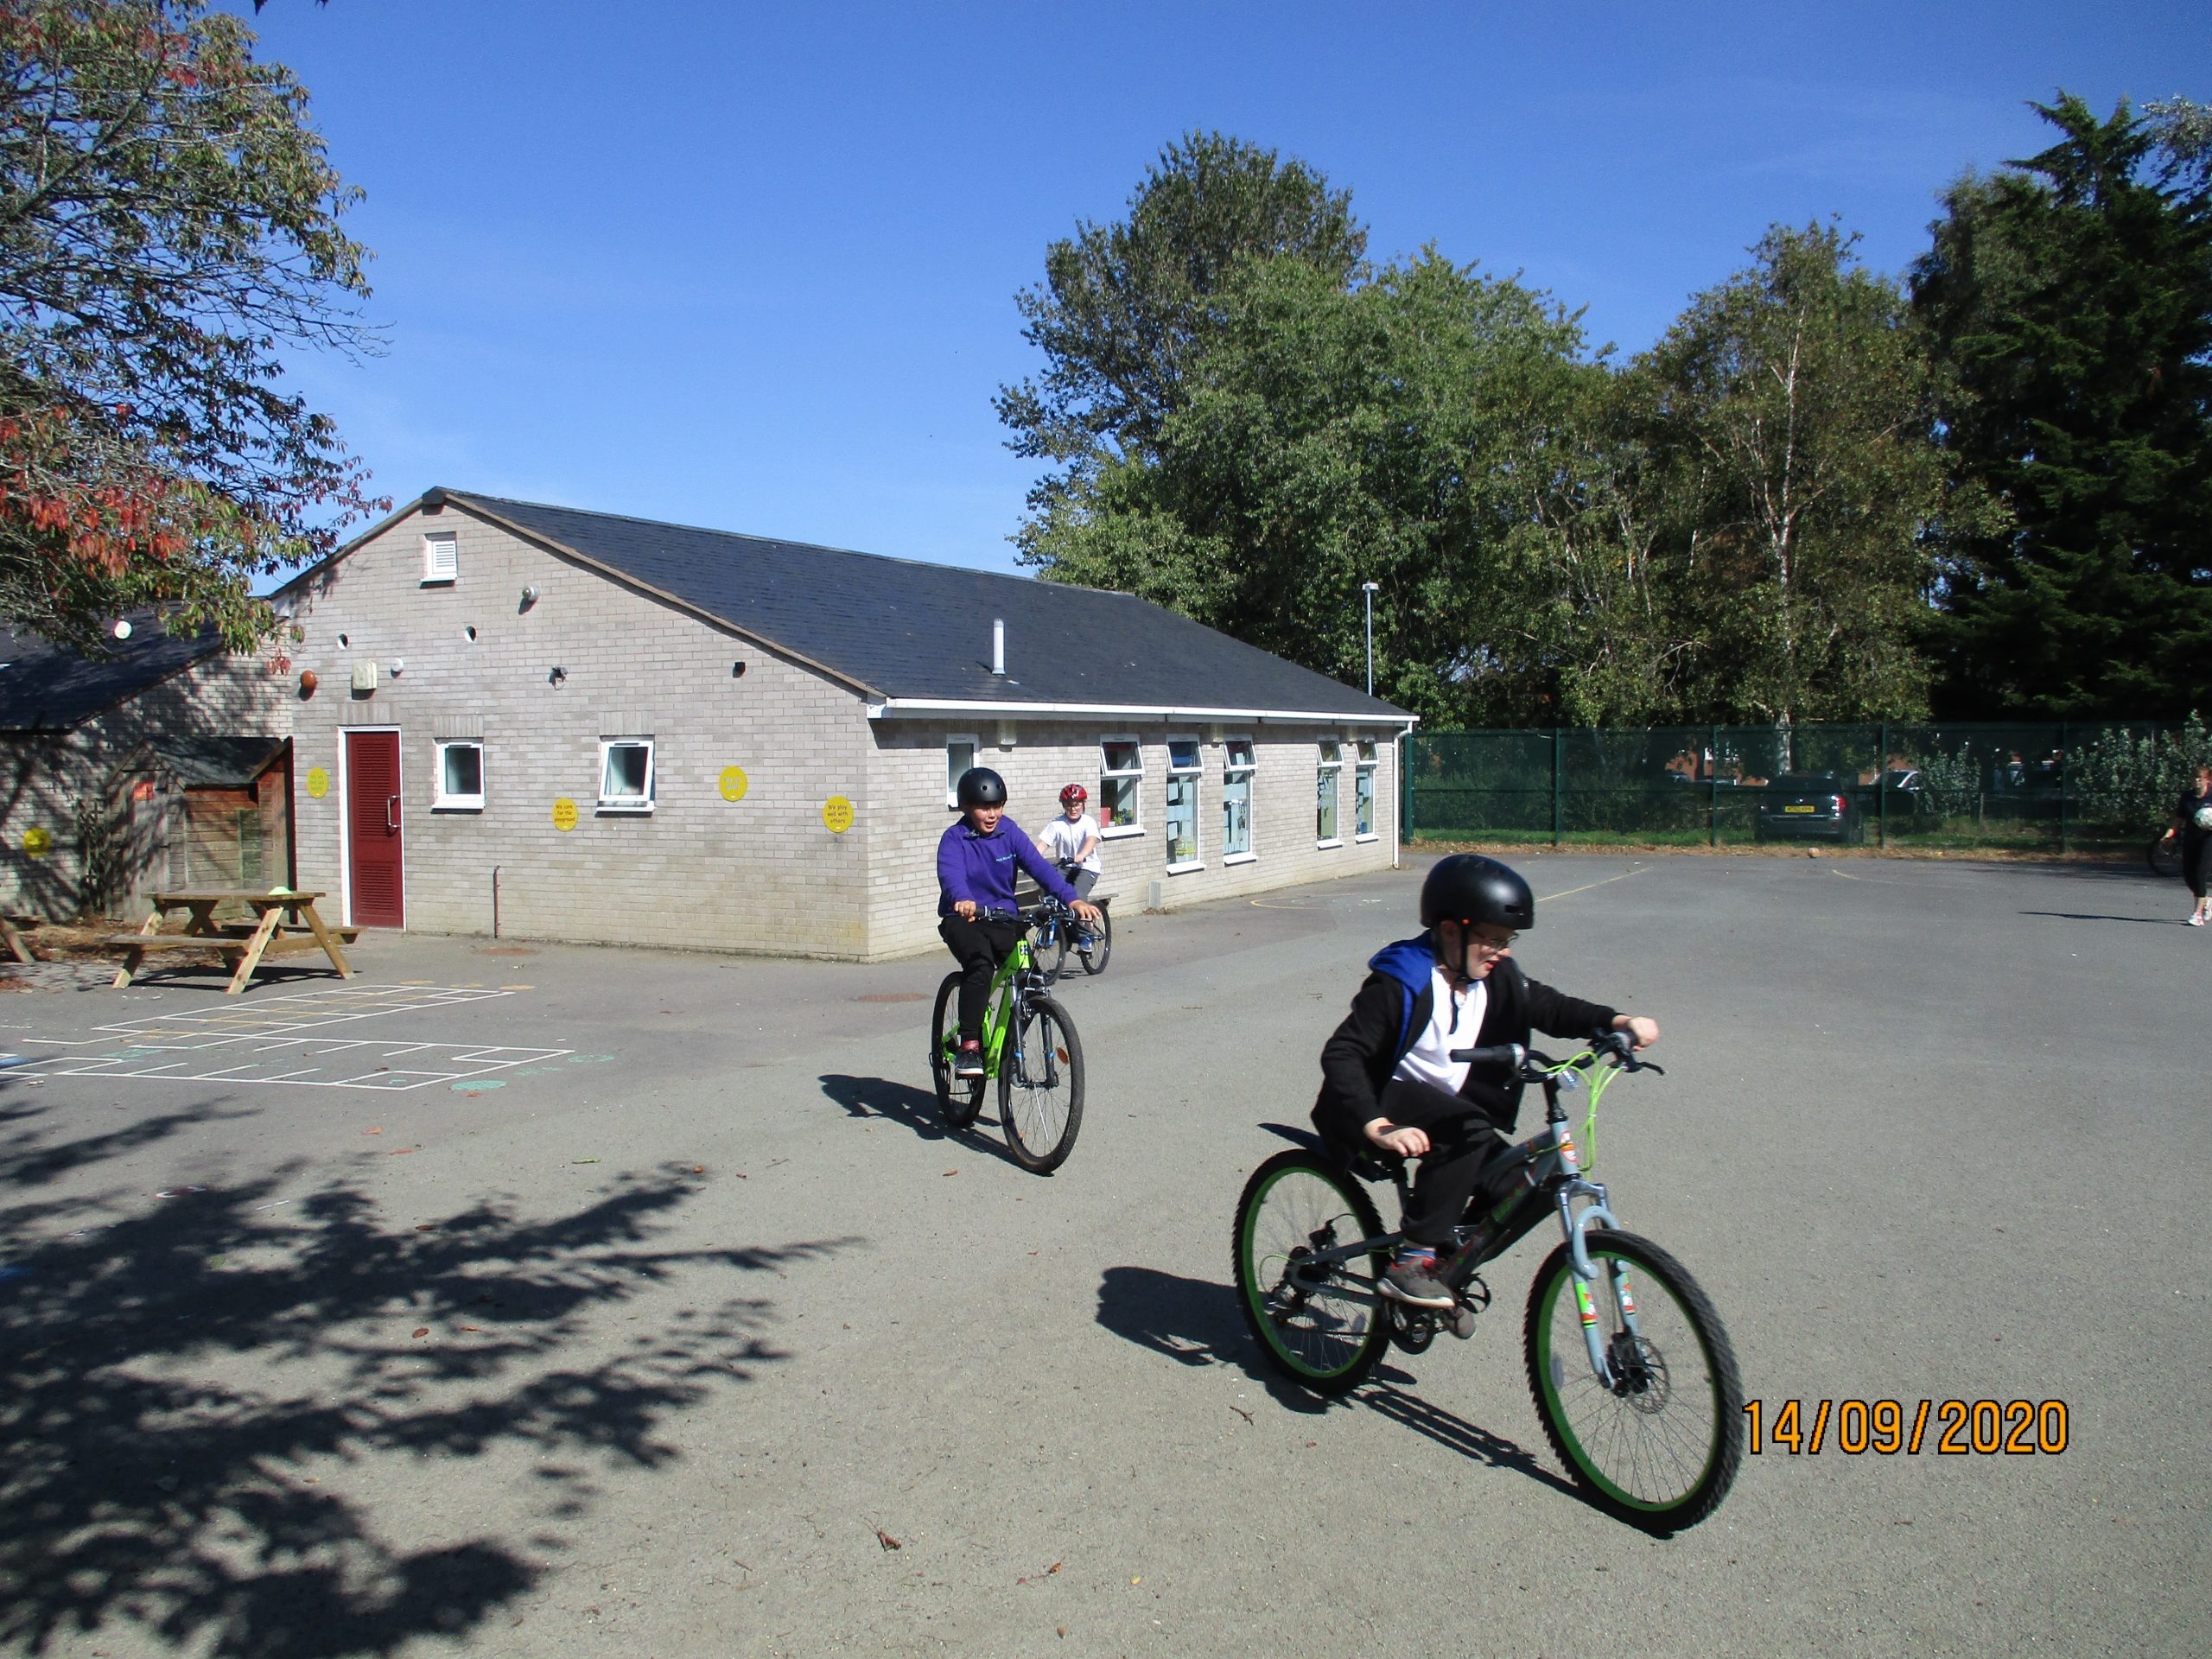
left=995, top=131, right=1364, bottom=566
left=0, top=0, right=381, bottom=653
left=1017, top=248, right=1601, bottom=727
left=1636, top=222, right=1961, bottom=741
left=1911, top=94, right=2212, bottom=718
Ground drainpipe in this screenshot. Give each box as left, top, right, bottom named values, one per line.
left=492, top=865, right=500, bottom=938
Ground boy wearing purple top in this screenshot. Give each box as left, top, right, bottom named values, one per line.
left=938, top=767, right=1103, bottom=1077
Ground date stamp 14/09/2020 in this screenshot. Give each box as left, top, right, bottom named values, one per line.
left=1744, top=1399, right=2069, bottom=1457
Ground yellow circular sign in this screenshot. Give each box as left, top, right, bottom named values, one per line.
left=551, top=797, right=579, bottom=832
left=21, top=825, right=51, bottom=858
left=306, top=766, right=330, bottom=799
left=822, top=795, right=854, bottom=834
left=719, top=765, right=749, bottom=803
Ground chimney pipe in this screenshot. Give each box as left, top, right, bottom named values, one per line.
left=992, top=618, right=1005, bottom=676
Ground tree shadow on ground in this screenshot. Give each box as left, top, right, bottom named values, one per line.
left=0, top=1082, right=854, bottom=1657
left=816, top=1073, right=1023, bottom=1170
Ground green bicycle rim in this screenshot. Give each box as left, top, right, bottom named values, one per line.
left=1532, top=1243, right=1721, bottom=1512
left=1238, top=1165, right=1376, bottom=1382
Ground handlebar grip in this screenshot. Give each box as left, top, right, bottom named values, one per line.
left=1447, top=1042, right=1525, bottom=1069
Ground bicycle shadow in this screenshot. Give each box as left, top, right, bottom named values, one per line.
left=817, top=1073, right=1025, bottom=1171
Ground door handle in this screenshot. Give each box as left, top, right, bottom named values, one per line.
left=385, top=794, right=399, bottom=833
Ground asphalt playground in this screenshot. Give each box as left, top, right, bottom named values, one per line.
left=1, top=850, right=2206, bottom=1657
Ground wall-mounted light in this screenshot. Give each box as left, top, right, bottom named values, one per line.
left=548, top=665, right=567, bottom=686
left=520, top=585, right=539, bottom=612
left=390, top=658, right=405, bottom=676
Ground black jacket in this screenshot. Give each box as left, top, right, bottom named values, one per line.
left=1312, top=931, right=1618, bottom=1151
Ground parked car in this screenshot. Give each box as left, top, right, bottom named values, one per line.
left=1752, top=772, right=1865, bottom=842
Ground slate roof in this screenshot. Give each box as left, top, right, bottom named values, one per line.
left=149, top=733, right=289, bottom=790
left=0, top=613, right=227, bottom=733
left=403, top=490, right=1410, bottom=720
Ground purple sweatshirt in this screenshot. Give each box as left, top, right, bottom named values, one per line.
left=937, top=815, right=1082, bottom=918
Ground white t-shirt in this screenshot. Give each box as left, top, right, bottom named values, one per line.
left=1040, top=813, right=1103, bottom=874
left=1390, top=966, right=1489, bottom=1097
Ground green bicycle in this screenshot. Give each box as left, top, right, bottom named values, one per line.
left=1231, top=1030, right=1743, bottom=1531
left=930, top=906, right=1085, bottom=1173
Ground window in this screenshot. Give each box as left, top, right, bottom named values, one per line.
left=422, top=531, right=458, bottom=585
left=1316, top=739, right=1342, bottom=846
left=1222, top=737, right=1255, bottom=861
left=597, top=738, right=655, bottom=812
left=1099, top=737, right=1143, bottom=835
left=1355, top=738, right=1378, bottom=840
left=1165, top=737, right=1202, bottom=870
left=945, top=734, right=978, bottom=809
left=435, top=739, right=485, bottom=810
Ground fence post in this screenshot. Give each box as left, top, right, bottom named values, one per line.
left=2059, top=719, right=2069, bottom=855
left=1878, top=720, right=1888, bottom=850
left=1551, top=728, right=1563, bottom=849
left=1709, top=723, right=1719, bottom=848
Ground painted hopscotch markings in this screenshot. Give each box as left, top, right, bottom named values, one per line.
left=10, top=982, right=574, bottom=1091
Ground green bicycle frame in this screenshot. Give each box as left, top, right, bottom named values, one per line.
left=946, top=934, right=1038, bottom=1077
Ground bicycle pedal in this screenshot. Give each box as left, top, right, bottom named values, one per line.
left=1447, top=1303, right=1478, bottom=1340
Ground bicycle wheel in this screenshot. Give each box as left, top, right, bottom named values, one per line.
left=999, top=995, right=1083, bottom=1173
left=930, top=970, right=984, bottom=1128
left=1232, top=1149, right=1391, bottom=1395
left=1076, top=902, right=1111, bottom=975
left=2148, top=836, right=2182, bottom=879
left=1523, top=1229, right=1744, bottom=1531
left=1027, top=910, right=1069, bottom=984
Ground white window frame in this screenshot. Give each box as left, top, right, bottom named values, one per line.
left=422, top=531, right=458, bottom=586
left=1222, top=735, right=1257, bottom=864
left=1163, top=734, right=1204, bottom=873
left=1316, top=738, right=1344, bottom=849
left=1355, top=738, right=1379, bottom=842
left=945, top=734, right=979, bottom=810
left=596, top=737, right=656, bottom=813
left=433, top=738, right=485, bottom=811
left=1098, top=734, right=1144, bottom=838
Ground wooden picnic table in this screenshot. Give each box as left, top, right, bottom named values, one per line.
left=108, top=889, right=358, bottom=995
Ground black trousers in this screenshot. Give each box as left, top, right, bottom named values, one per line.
left=939, top=913, right=1020, bottom=1041
left=1378, top=1075, right=1508, bottom=1248
left=2185, top=834, right=2212, bottom=899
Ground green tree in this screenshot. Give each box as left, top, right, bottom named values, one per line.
left=1637, top=222, right=1961, bottom=742
left=995, top=131, right=1365, bottom=563
left=1911, top=94, right=2212, bottom=718
left=0, top=0, right=380, bottom=653
left=1018, top=249, right=1599, bottom=726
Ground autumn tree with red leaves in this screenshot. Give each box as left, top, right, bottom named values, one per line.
left=0, top=0, right=381, bottom=653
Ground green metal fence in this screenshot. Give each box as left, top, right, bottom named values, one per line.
left=1404, top=721, right=2205, bottom=854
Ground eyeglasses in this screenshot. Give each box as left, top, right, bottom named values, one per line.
left=1467, top=930, right=1518, bottom=953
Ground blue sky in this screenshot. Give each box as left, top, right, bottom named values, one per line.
left=234, top=1, right=2209, bottom=580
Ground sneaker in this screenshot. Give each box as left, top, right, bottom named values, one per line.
left=2190, top=914, right=2207, bottom=927
left=952, top=1040, right=985, bottom=1078
left=1379, top=1247, right=1455, bottom=1310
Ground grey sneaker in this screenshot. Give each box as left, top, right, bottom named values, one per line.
left=953, top=1040, right=985, bottom=1078
left=1379, top=1251, right=1454, bottom=1310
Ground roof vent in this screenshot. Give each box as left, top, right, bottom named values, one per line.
left=992, top=618, right=1005, bottom=677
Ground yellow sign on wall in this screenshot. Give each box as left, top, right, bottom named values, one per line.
left=551, top=797, right=579, bottom=832
left=306, top=766, right=330, bottom=799
left=719, top=766, right=749, bottom=802
left=822, top=795, right=854, bottom=834
left=21, top=825, right=51, bottom=857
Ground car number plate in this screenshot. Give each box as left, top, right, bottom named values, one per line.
left=1783, top=804, right=1818, bottom=813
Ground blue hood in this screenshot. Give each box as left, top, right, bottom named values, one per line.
left=1369, top=933, right=1438, bottom=995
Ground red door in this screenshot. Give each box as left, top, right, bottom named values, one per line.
left=346, top=730, right=404, bottom=928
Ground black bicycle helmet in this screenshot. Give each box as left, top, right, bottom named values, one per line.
left=956, top=766, right=1008, bottom=809
left=1420, top=854, right=1535, bottom=932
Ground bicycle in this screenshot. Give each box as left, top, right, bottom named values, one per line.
left=1024, top=883, right=1113, bottom=983
left=2149, top=834, right=2182, bottom=880
left=1230, top=1031, right=1744, bottom=1531
left=930, top=907, right=1085, bottom=1173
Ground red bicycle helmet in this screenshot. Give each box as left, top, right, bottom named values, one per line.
left=1059, top=784, right=1089, bottom=806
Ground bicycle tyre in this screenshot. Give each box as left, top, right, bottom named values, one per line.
left=1077, top=902, right=1112, bottom=975
left=1523, top=1229, right=1743, bottom=1531
left=1232, top=1149, right=1391, bottom=1395
left=2148, top=836, right=2182, bottom=879
left=1000, top=995, right=1083, bottom=1173
left=930, top=970, right=984, bottom=1128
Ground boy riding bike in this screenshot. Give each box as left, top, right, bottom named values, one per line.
left=1035, top=784, right=1104, bottom=900
left=1312, top=854, right=1658, bottom=1310
left=938, top=766, right=1102, bottom=1077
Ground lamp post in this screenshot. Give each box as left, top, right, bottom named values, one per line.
left=1361, top=582, right=1380, bottom=696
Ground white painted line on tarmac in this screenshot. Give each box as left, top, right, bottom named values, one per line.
left=1538, top=866, right=1650, bottom=902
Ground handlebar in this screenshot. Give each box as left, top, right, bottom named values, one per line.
left=1448, top=1029, right=1664, bottom=1080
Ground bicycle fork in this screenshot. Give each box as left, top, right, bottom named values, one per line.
left=1555, top=1174, right=1643, bottom=1391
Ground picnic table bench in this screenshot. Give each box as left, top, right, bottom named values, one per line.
left=107, top=889, right=357, bottom=995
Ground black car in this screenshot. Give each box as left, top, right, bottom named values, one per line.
left=1752, top=772, right=1865, bottom=843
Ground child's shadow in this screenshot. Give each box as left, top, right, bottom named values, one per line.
left=1094, top=1264, right=1584, bottom=1505
left=817, top=1073, right=1023, bottom=1170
